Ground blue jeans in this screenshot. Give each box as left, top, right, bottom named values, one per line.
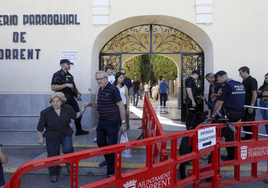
left=46, top=134, right=74, bottom=176
left=97, top=119, right=120, bottom=175
left=133, top=91, right=139, bottom=105
left=260, top=100, right=268, bottom=134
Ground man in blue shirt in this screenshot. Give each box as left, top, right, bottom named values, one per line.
left=159, top=78, right=169, bottom=107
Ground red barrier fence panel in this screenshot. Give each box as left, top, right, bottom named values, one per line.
left=195, top=120, right=268, bottom=187
left=142, top=94, right=168, bottom=163
left=4, top=127, right=220, bottom=188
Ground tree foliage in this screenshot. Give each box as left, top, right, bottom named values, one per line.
left=152, top=55, right=177, bottom=81
left=123, top=56, right=141, bottom=80
left=123, top=54, right=177, bottom=84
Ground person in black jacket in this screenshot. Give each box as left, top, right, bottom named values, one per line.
left=37, top=92, right=88, bottom=182
left=51, top=59, right=89, bottom=136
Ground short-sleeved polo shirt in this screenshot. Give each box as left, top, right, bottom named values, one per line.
left=97, top=82, right=122, bottom=121
left=159, top=81, right=168, bottom=93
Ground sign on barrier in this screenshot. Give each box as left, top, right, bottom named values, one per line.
left=239, top=142, right=268, bottom=161
left=198, top=126, right=216, bottom=150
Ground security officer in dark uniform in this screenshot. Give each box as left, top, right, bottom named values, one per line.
left=209, top=70, right=245, bottom=161
left=51, top=59, right=89, bottom=136
left=179, top=70, right=203, bottom=179
left=185, top=70, right=202, bottom=129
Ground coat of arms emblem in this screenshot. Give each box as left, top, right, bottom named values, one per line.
left=241, top=146, right=248, bottom=160
left=123, top=180, right=137, bottom=188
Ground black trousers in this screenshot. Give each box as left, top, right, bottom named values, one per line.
left=219, top=111, right=243, bottom=159
left=242, top=108, right=255, bottom=138
left=97, top=119, right=120, bottom=175
left=65, top=94, right=82, bottom=132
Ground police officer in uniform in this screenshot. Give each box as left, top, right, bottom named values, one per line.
left=185, top=70, right=202, bottom=129
left=179, top=70, right=203, bottom=179
left=209, top=70, right=245, bottom=161
left=51, top=59, right=89, bottom=136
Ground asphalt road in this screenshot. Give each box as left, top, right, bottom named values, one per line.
left=3, top=173, right=268, bottom=188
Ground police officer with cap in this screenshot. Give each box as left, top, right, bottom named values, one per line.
left=208, top=70, right=245, bottom=161
left=51, top=59, right=89, bottom=136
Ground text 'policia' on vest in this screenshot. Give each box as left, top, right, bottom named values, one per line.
left=224, top=79, right=245, bottom=109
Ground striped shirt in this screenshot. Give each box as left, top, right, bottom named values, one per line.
left=97, top=82, right=122, bottom=121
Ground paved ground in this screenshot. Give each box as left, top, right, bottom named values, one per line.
left=1, top=96, right=268, bottom=187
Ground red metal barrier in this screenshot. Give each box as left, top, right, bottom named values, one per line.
left=192, top=120, right=268, bottom=187
left=5, top=92, right=268, bottom=188
left=142, top=94, right=168, bottom=163
left=4, top=127, right=219, bottom=188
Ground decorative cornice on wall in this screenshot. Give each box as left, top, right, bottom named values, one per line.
left=93, top=0, right=109, bottom=26
left=195, top=0, right=213, bottom=24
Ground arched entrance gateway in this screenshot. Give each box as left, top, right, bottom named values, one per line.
left=98, top=24, right=204, bottom=122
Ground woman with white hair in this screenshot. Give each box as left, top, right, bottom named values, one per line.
left=37, top=92, right=88, bottom=183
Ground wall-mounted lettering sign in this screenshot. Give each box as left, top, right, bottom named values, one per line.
left=0, top=14, right=81, bottom=61
left=23, top=14, right=80, bottom=25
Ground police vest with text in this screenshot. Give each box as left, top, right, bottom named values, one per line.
left=224, top=79, right=245, bottom=110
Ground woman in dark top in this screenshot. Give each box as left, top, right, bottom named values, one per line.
left=258, top=73, right=268, bottom=134
left=37, top=92, right=88, bottom=183
left=0, top=144, right=8, bottom=188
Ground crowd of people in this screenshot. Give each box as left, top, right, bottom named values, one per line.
left=4, top=59, right=264, bottom=184
left=180, top=67, right=268, bottom=182
left=184, top=67, right=268, bottom=162
left=36, top=60, right=170, bottom=183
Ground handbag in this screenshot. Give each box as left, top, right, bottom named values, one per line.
left=120, top=132, right=132, bottom=158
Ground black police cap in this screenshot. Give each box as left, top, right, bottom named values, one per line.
left=192, top=70, right=200, bottom=76
left=60, top=59, right=73, bottom=65
left=214, top=70, right=227, bottom=78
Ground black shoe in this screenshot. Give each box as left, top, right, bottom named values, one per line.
left=263, top=179, right=268, bottom=184
left=66, top=163, right=71, bottom=173
left=75, top=130, right=89, bottom=136
left=138, top=126, right=142, bottom=129
left=221, top=155, right=232, bottom=161
left=241, top=136, right=251, bottom=140
left=99, top=160, right=107, bottom=167
left=50, top=175, right=58, bottom=183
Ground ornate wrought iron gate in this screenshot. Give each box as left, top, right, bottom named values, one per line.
left=99, top=24, right=204, bottom=122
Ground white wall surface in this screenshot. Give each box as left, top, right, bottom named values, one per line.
left=1, top=0, right=268, bottom=94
